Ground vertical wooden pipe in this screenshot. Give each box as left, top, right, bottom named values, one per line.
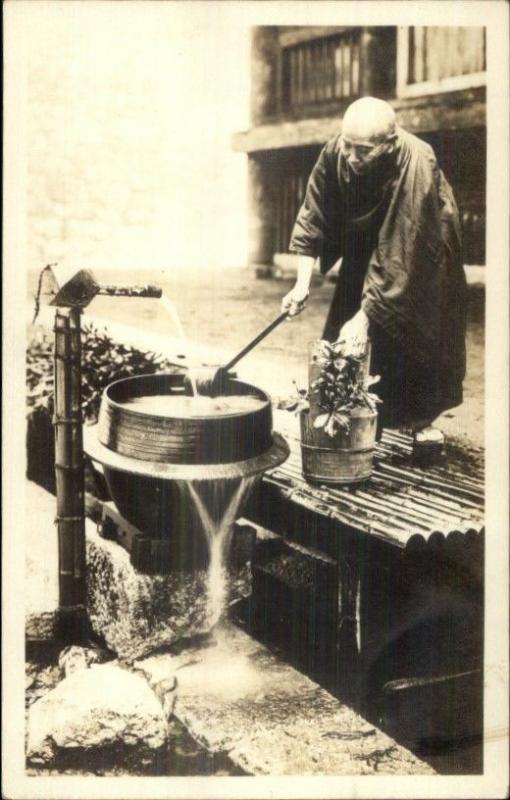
left=54, top=308, right=87, bottom=615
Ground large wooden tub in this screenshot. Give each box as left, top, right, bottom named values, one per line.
left=84, top=373, right=289, bottom=563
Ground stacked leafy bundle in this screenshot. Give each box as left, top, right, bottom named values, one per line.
left=26, top=324, right=178, bottom=494
left=26, top=323, right=174, bottom=423
left=283, top=340, right=381, bottom=437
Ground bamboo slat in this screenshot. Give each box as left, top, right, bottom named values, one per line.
left=270, top=410, right=484, bottom=548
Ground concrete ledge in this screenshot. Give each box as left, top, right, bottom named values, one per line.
left=232, top=87, right=486, bottom=152
left=137, top=622, right=436, bottom=775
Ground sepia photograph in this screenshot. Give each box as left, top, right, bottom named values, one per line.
left=3, top=1, right=509, bottom=798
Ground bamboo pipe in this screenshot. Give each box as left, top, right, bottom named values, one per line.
left=54, top=308, right=86, bottom=612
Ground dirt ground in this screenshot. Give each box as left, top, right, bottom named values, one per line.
left=29, top=266, right=484, bottom=449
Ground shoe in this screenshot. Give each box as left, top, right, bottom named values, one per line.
left=412, top=426, right=445, bottom=466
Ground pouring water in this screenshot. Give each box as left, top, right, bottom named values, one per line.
left=179, top=477, right=257, bottom=629
left=160, top=293, right=199, bottom=397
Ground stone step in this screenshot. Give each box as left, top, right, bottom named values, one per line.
left=26, top=481, right=435, bottom=775
left=136, top=622, right=435, bottom=776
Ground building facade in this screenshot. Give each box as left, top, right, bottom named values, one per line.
left=233, top=26, right=486, bottom=270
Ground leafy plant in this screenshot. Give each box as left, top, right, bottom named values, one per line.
left=311, top=340, right=381, bottom=436
left=26, top=323, right=176, bottom=423
left=280, top=340, right=381, bottom=437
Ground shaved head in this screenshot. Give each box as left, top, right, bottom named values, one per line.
left=342, top=97, right=396, bottom=143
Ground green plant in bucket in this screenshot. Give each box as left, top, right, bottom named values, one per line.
left=281, top=340, right=381, bottom=437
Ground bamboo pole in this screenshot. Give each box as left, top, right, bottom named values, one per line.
left=54, top=307, right=87, bottom=624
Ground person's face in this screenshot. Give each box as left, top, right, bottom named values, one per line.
left=340, top=134, right=393, bottom=175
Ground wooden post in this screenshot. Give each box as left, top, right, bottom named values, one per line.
left=250, top=27, right=280, bottom=125
left=54, top=307, right=87, bottom=637
left=247, top=156, right=279, bottom=267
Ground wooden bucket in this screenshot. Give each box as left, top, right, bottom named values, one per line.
left=300, top=408, right=377, bottom=485
left=302, top=340, right=377, bottom=484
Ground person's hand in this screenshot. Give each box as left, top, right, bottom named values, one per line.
left=336, top=309, right=369, bottom=356
left=281, top=284, right=309, bottom=317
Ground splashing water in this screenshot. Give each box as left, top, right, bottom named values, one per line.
left=177, top=622, right=264, bottom=700
left=180, top=477, right=257, bottom=628
left=160, top=293, right=198, bottom=397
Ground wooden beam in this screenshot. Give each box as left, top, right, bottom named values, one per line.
left=232, top=88, right=486, bottom=153
left=396, top=26, right=410, bottom=98
left=278, top=26, right=351, bottom=49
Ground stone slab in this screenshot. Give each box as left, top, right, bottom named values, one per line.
left=86, top=524, right=251, bottom=662
left=24, top=480, right=250, bottom=655
left=136, top=622, right=435, bottom=776
left=86, top=526, right=210, bottom=661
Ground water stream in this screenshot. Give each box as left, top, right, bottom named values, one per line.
left=179, top=477, right=257, bottom=628
left=161, top=294, right=259, bottom=628
left=160, top=293, right=198, bottom=397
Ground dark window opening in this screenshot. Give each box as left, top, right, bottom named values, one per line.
left=273, top=147, right=322, bottom=253
left=272, top=130, right=486, bottom=265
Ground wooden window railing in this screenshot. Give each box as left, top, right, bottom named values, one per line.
left=397, top=26, right=486, bottom=97
left=281, top=31, right=361, bottom=110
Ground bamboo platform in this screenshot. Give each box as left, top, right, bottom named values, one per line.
left=266, top=409, right=484, bottom=551
left=245, top=410, right=484, bottom=735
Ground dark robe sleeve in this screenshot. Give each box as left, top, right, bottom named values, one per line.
left=288, top=139, right=343, bottom=274
left=361, top=137, right=466, bottom=368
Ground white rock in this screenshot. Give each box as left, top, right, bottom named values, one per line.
left=27, top=662, right=167, bottom=764
left=58, top=645, right=105, bottom=677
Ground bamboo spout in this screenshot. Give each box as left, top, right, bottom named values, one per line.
left=35, top=264, right=162, bottom=315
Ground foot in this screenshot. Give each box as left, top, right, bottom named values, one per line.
left=412, top=425, right=445, bottom=465
left=413, top=426, right=445, bottom=446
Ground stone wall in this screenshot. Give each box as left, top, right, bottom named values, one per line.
left=24, top=4, right=250, bottom=274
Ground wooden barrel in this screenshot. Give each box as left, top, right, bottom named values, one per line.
left=97, top=373, right=273, bottom=465
left=300, top=408, right=377, bottom=485
left=85, top=372, right=289, bottom=563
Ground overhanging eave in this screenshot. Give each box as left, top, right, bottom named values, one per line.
left=232, top=88, right=486, bottom=154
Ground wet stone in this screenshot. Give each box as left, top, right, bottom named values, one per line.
left=26, top=662, right=61, bottom=709
left=86, top=526, right=251, bottom=662
left=136, top=622, right=436, bottom=776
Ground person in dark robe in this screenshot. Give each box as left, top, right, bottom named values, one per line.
left=281, top=97, right=467, bottom=446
